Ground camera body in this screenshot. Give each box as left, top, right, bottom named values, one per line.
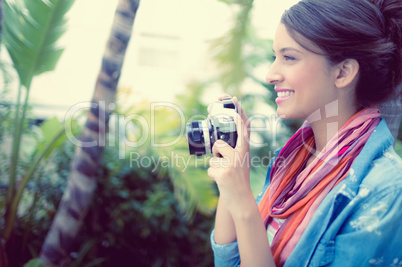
left=186, top=98, right=238, bottom=156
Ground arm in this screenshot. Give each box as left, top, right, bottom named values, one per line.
left=210, top=141, right=274, bottom=267
left=214, top=197, right=236, bottom=244
left=212, top=166, right=274, bottom=267
left=208, top=96, right=275, bottom=267
left=210, top=198, right=240, bottom=267
left=232, top=193, right=274, bottom=267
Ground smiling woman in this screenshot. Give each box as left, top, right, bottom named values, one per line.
left=267, top=24, right=358, bottom=130
left=208, top=0, right=402, bottom=266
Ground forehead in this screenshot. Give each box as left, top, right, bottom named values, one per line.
left=273, top=24, right=302, bottom=52
left=273, top=23, right=322, bottom=55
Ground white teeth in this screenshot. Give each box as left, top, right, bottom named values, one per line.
left=277, top=91, right=294, bottom=97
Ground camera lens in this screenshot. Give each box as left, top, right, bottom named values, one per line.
left=186, top=121, right=204, bottom=156
left=186, top=98, right=238, bottom=156
left=186, top=120, right=213, bottom=156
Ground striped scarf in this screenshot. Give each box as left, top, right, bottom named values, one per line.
left=258, top=107, right=381, bottom=266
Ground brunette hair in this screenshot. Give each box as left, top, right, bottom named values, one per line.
left=281, top=0, right=402, bottom=108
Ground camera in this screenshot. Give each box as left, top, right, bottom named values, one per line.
left=186, top=97, right=238, bottom=156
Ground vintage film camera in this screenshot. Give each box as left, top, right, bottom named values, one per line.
left=186, top=97, right=238, bottom=156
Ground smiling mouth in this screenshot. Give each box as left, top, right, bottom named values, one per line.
left=275, top=90, right=294, bottom=104
left=277, top=91, right=294, bottom=98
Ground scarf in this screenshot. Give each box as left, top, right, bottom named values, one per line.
left=258, top=107, right=381, bottom=266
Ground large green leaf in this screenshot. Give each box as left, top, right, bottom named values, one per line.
left=3, top=0, right=75, bottom=88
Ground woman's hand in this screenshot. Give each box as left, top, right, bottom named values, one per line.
left=210, top=96, right=274, bottom=266
left=207, top=95, right=255, bottom=218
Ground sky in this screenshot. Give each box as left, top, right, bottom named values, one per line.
left=4, top=0, right=299, bottom=118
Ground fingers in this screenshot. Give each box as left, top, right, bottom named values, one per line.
left=232, top=96, right=247, bottom=121
left=208, top=144, right=231, bottom=181
left=209, top=140, right=234, bottom=180
left=233, top=113, right=250, bottom=154
left=207, top=94, right=250, bottom=151
left=207, top=163, right=222, bottom=181
left=210, top=95, right=249, bottom=121
left=208, top=94, right=233, bottom=114
left=208, top=117, right=250, bottom=181
left=232, top=96, right=250, bottom=136
left=218, top=94, right=232, bottom=101
left=212, top=140, right=235, bottom=158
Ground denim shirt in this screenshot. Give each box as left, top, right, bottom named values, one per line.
left=211, top=119, right=402, bottom=266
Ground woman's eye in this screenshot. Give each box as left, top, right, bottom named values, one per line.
left=271, top=55, right=295, bottom=62
left=284, top=55, right=295, bottom=61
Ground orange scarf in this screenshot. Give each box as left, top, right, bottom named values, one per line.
left=260, top=138, right=351, bottom=264
left=258, top=108, right=380, bottom=266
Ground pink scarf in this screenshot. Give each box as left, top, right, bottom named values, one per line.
left=258, top=107, right=381, bottom=266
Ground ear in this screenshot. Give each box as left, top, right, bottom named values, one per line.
left=334, top=59, right=359, bottom=88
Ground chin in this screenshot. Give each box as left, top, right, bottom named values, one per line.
left=276, top=109, right=299, bottom=120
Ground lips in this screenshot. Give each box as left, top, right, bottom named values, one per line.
left=277, top=91, right=294, bottom=97
left=275, top=89, right=294, bottom=104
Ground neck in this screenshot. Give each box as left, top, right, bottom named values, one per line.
left=307, top=104, right=358, bottom=152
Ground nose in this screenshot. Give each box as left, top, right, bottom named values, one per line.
left=265, top=61, right=283, bottom=85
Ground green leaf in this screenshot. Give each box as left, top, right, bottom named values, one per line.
left=3, top=0, right=75, bottom=88
left=184, top=167, right=218, bottom=214
left=395, top=139, right=402, bottom=157
left=36, top=117, right=66, bottom=159
left=209, top=0, right=254, bottom=96
left=23, top=258, right=45, bottom=267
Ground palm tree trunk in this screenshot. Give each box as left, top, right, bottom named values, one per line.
left=39, top=0, right=140, bottom=265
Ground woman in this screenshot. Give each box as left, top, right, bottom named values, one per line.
left=208, top=0, right=402, bottom=266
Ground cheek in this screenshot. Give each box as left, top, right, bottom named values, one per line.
left=291, top=64, right=330, bottom=92
left=287, top=66, right=315, bottom=90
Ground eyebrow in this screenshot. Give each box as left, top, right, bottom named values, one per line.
left=272, top=47, right=304, bottom=54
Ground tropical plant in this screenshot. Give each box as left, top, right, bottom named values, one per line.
left=66, top=94, right=216, bottom=266
left=38, top=1, right=141, bottom=266
left=0, top=0, right=320, bottom=266
left=1, top=89, right=217, bottom=266
left=1, top=0, right=76, bottom=265
left=120, top=90, right=219, bottom=216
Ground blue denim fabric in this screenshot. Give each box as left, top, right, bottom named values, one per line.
left=211, top=119, right=402, bottom=266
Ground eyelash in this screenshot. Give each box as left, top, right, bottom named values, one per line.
left=272, top=55, right=296, bottom=61
left=284, top=55, right=295, bottom=61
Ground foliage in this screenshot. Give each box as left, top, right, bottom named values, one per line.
left=3, top=0, right=75, bottom=88
left=0, top=0, right=298, bottom=266
left=211, top=0, right=304, bottom=136
left=210, top=0, right=271, bottom=97
left=0, top=96, right=216, bottom=266
left=187, top=0, right=296, bottom=196
left=71, top=91, right=219, bottom=265
left=115, top=94, right=219, bottom=217
left=395, top=138, right=402, bottom=157
left=75, top=138, right=215, bottom=266
left=0, top=114, right=77, bottom=266
left=0, top=0, right=76, bottom=265
left=23, top=259, right=45, bottom=267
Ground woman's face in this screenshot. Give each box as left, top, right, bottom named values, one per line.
left=266, top=23, right=340, bottom=121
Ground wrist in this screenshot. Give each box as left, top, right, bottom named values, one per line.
left=230, top=193, right=259, bottom=222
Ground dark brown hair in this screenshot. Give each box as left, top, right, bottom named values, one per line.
left=281, top=0, right=402, bottom=108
